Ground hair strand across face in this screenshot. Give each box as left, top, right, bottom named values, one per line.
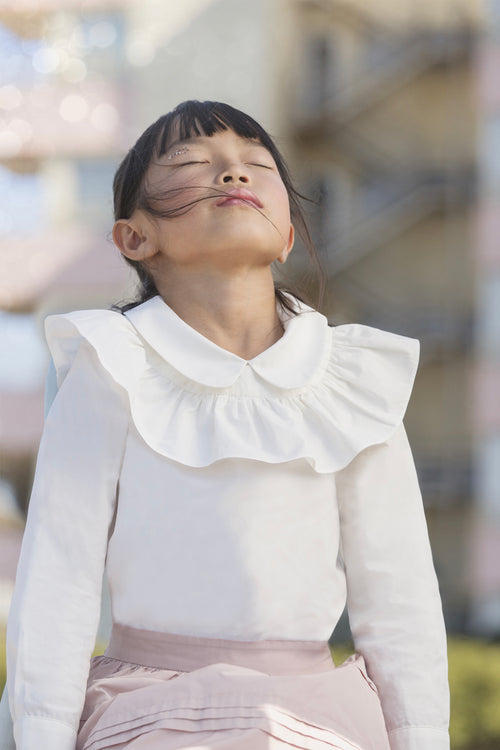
left=111, top=100, right=325, bottom=314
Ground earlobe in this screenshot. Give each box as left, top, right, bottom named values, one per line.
left=277, top=224, right=295, bottom=264
left=112, top=215, right=158, bottom=261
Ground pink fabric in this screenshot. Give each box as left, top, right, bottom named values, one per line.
left=105, top=624, right=336, bottom=675
left=77, top=625, right=391, bottom=750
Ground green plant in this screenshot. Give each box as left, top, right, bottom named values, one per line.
left=0, top=628, right=5, bottom=694
left=448, top=637, right=500, bottom=749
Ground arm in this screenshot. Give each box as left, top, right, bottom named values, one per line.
left=335, top=422, right=450, bottom=750
left=0, top=687, right=15, bottom=750
left=0, top=357, right=63, bottom=750
left=6, top=341, right=129, bottom=750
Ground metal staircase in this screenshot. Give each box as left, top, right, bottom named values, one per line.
left=294, top=20, right=475, bottom=274
left=299, top=29, right=473, bottom=127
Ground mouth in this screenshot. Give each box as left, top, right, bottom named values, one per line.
left=215, top=188, right=263, bottom=209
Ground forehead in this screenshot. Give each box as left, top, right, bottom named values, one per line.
left=157, top=119, right=267, bottom=156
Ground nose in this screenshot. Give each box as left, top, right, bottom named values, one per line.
left=218, top=162, right=250, bottom=184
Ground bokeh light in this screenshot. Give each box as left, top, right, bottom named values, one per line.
left=59, top=93, right=89, bottom=122
left=127, top=37, right=156, bottom=67
left=90, top=102, right=118, bottom=132
left=32, top=47, right=60, bottom=75
left=0, top=130, right=22, bottom=157
left=61, top=57, right=87, bottom=83
left=0, top=85, right=23, bottom=110
left=88, top=20, right=117, bottom=49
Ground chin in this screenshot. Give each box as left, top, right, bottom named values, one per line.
left=213, top=226, right=285, bottom=253
left=217, top=242, right=282, bottom=265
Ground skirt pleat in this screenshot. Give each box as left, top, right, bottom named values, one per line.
left=77, top=625, right=391, bottom=750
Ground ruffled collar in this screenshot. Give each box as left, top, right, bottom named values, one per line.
left=44, top=295, right=420, bottom=472
left=123, top=295, right=330, bottom=390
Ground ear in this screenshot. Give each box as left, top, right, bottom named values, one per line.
left=112, top=212, right=158, bottom=262
left=277, top=224, right=295, bottom=264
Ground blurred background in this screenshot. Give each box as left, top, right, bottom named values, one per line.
left=1, top=0, right=500, bottom=746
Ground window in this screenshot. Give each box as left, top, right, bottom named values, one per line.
left=0, top=312, right=47, bottom=390
left=0, top=167, right=44, bottom=235
left=76, top=158, right=117, bottom=226
left=0, top=23, right=46, bottom=87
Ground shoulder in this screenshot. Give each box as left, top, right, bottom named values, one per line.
left=329, top=320, right=419, bottom=358
left=327, top=321, right=420, bottom=395
left=296, top=319, right=420, bottom=471
left=326, top=320, right=421, bottom=413
left=44, top=306, right=140, bottom=391
left=282, top=296, right=419, bottom=381
left=43, top=307, right=137, bottom=422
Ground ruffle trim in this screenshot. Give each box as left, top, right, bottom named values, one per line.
left=82, top=705, right=363, bottom=750
left=44, top=309, right=419, bottom=474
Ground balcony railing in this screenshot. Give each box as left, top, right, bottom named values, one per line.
left=295, top=28, right=474, bottom=125
left=320, top=169, right=475, bottom=273
left=416, top=458, right=472, bottom=507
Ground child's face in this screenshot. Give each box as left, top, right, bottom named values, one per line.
left=136, top=126, right=294, bottom=276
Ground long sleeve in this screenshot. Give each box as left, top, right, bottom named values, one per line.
left=6, top=341, right=130, bottom=750
left=335, top=422, right=450, bottom=750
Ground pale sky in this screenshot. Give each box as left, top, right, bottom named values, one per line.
left=0, top=311, right=48, bottom=390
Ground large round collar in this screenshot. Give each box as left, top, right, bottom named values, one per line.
left=123, top=294, right=330, bottom=390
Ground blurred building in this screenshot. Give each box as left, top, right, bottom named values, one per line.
left=0, top=0, right=292, bottom=636
left=468, top=0, right=500, bottom=636
left=0, top=0, right=133, bottom=518
left=284, top=0, right=485, bottom=633
left=0, top=0, right=283, bottom=509
left=0, top=0, right=497, bottom=637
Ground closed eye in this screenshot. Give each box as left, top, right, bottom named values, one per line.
left=249, top=163, right=274, bottom=169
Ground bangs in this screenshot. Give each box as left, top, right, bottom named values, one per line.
left=112, top=98, right=325, bottom=313
left=155, top=101, right=275, bottom=158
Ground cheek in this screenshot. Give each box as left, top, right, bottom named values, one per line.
left=275, top=186, right=292, bottom=226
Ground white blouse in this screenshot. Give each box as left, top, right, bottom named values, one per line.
left=5, top=295, right=450, bottom=750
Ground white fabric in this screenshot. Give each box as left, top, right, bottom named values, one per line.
left=43, top=295, right=420, bottom=472
left=5, top=295, right=449, bottom=750
left=388, top=727, right=450, bottom=750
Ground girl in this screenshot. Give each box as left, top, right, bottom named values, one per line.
left=3, top=100, right=449, bottom=750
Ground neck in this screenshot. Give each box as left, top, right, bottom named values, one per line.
left=154, top=268, right=284, bottom=360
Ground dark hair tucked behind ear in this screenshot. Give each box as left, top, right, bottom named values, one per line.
left=111, top=100, right=324, bottom=314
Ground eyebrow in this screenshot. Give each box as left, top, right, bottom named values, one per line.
left=165, top=137, right=201, bottom=153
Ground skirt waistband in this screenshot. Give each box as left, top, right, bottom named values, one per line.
left=105, top=624, right=335, bottom=675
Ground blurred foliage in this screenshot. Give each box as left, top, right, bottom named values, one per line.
left=0, top=628, right=4, bottom=694
left=331, top=637, right=500, bottom=750
left=447, top=637, right=500, bottom=749
left=1, top=631, right=500, bottom=748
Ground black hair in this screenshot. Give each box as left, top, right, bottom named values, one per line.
left=111, top=100, right=324, bottom=314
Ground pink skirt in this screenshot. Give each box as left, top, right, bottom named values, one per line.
left=77, top=624, right=391, bottom=750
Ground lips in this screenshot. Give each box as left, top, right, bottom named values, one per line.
left=215, top=188, right=263, bottom=209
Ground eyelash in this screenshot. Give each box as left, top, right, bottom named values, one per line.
left=176, top=161, right=273, bottom=169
